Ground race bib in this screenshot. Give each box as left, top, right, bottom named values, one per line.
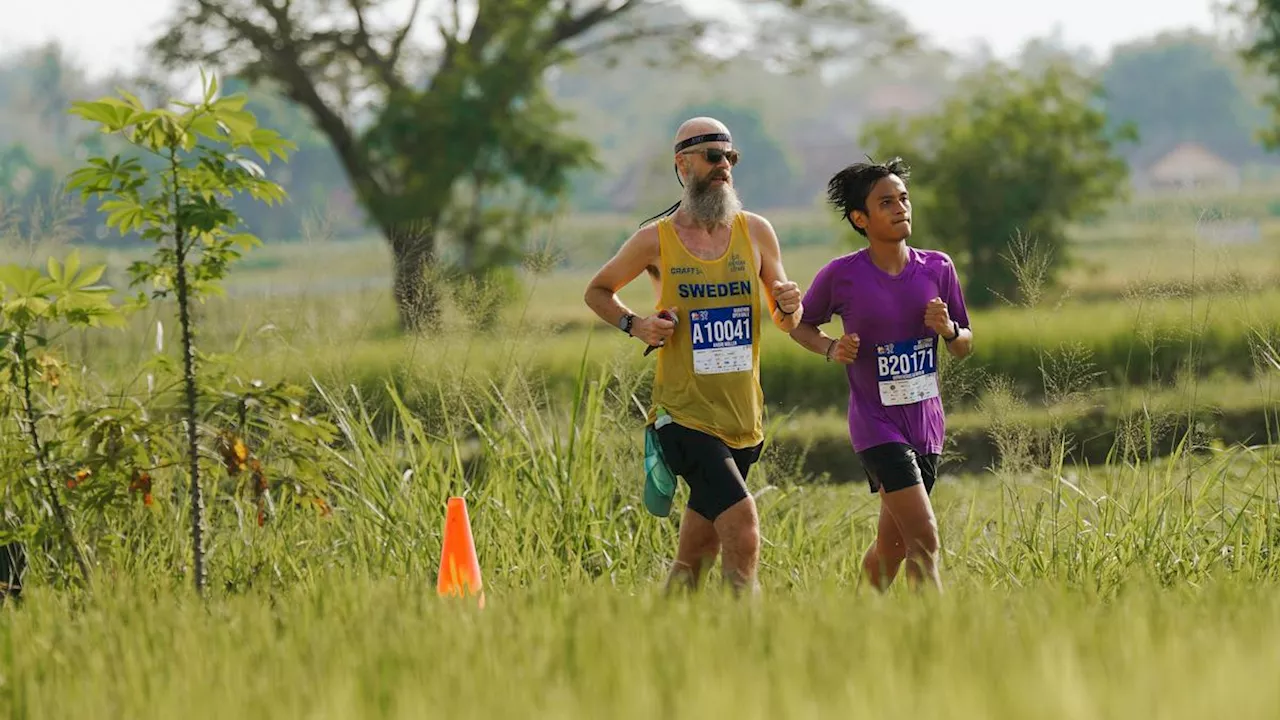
left=690, top=305, right=753, bottom=375
left=875, top=337, right=939, bottom=406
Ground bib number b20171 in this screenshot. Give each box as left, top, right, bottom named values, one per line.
left=690, top=305, right=753, bottom=375
left=875, top=337, right=939, bottom=406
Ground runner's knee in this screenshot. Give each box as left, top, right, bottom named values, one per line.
left=878, top=538, right=907, bottom=564
left=903, top=516, right=939, bottom=556
left=715, top=497, right=759, bottom=555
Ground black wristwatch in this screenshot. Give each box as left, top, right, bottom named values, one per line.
left=619, top=313, right=636, bottom=336
left=943, top=320, right=960, bottom=343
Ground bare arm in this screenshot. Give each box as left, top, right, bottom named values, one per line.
left=924, top=297, right=973, bottom=360
left=789, top=322, right=859, bottom=364
left=944, top=326, right=973, bottom=359
left=790, top=321, right=836, bottom=356
left=583, top=226, right=673, bottom=347
left=747, top=213, right=802, bottom=332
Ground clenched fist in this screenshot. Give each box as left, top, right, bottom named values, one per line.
left=772, top=280, right=801, bottom=315
left=924, top=297, right=956, bottom=340
left=633, top=307, right=678, bottom=348
left=828, top=333, right=860, bottom=364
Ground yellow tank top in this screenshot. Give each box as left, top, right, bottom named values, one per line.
left=649, top=213, right=764, bottom=449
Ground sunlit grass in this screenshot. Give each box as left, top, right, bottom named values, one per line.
left=4, top=199, right=1280, bottom=718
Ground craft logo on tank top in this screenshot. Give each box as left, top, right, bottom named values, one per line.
left=727, top=252, right=746, bottom=274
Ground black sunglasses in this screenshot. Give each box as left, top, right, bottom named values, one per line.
left=681, top=148, right=740, bottom=166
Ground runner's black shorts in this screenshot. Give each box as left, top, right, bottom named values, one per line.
left=656, top=422, right=763, bottom=521
left=858, top=442, right=940, bottom=495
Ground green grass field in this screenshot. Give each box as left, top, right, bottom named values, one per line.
left=2, top=415, right=1278, bottom=718
left=3, top=200, right=1280, bottom=718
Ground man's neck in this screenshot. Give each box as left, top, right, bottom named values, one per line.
left=674, top=208, right=730, bottom=234
left=866, top=238, right=909, bottom=275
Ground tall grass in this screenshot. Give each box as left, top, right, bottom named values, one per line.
left=5, top=192, right=1280, bottom=717
left=14, top=354, right=1277, bottom=593
left=2, top=373, right=1278, bottom=717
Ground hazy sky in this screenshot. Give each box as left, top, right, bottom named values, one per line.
left=0, top=0, right=1226, bottom=81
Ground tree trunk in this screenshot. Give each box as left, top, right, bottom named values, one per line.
left=389, top=220, right=442, bottom=333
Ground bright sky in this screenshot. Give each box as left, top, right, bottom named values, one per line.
left=0, top=0, right=1225, bottom=80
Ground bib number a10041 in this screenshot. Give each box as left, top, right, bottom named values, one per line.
left=874, top=337, right=939, bottom=406
left=690, top=305, right=753, bottom=375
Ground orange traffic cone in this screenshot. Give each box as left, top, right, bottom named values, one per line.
left=436, top=496, right=485, bottom=608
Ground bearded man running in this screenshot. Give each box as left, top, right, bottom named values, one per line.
left=584, top=117, right=803, bottom=594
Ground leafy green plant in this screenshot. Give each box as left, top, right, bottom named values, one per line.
left=67, top=71, right=296, bottom=594
left=0, top=250, right=124, bottom=588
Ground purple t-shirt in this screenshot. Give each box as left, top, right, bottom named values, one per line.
left=800, top=246, right=970, bottom=455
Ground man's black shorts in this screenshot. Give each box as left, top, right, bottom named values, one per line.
left=655, top=422, right=762, bottom=521
left=858, top=442, right=940, bottom=495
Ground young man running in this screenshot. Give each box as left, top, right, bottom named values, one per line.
left=789, top=157, right=973, bottom=592
left=583, top=117, right=803, bottom=595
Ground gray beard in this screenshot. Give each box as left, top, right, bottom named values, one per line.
left=682, top=175, right=742, bottom=228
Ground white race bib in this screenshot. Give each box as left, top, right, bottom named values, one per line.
left=690, top=305, right=753, bottom=375
left=875, top=337, right=939, bottom=406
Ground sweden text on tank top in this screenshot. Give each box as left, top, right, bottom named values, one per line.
left=649, top=213, right=764, bottom=450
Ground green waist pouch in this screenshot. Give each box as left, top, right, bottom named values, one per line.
left=643, top=412, right=677, bottom=518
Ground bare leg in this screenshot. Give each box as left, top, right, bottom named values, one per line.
left=862, top=489, right=908, bottom=591
left=713, top=495, right=761, bottom=596
left=665, top=507, right=720, bottom=593
left=878, top=483, right=941, bottom=591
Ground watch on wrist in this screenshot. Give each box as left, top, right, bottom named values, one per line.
left=944, top=320, right=960, bottom=343
left=619, top=313, right=636, bottom=336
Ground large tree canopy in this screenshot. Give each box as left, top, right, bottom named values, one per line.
left=1103, top=31, right=1263, bottom=165
left=1236, top=0, right=1280, bottom=150
left=861, top=62, right=1134, bottom=307
left=150, top=0, right=913, bottom=331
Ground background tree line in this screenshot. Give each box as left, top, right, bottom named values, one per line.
left=2, top=1, right=1279, bottom=321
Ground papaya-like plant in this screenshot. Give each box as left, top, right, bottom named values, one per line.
left=67, top=71, right=295, bottom=594
left=0, top=250, right=124, bottom=589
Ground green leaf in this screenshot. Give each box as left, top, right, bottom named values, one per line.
left=68, top=100, right=121, bottom=129
left=5, top=296, right=52, bottom=319
left=249, top=128, right=297, bottom=162
left=65, top=166, right=116, bottom=196
left=100, top=199, right=149, bottom=235
left=212, top=93, right=248, bottom=113
left=204, top=72, right=220, bottom=105
left=217, top=108, right=257, bottom=142
left=68, top=264, right=107, bottom=291
left=233, top=156, right=266, bottom=178
left=188, top=113, right=222, bottom=142
left=118, top=89, right=147, bottom=111
left=225, top=233, right=263, bottom=251
left=0, top=265, right=55, bottom=297
left=63, top=250, right=82, bottom=283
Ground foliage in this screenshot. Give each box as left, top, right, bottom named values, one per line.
left=147, top=0, right=916, bottom=331
left=65, top=71, right=297, bottom=593
left=1102, top=30, right=1264, bottom=164
left=1236, top=0, right=1280, bottom=150
left=860, top=61, right=1135, bottom=306
left=1, top=356, right=1279, bottom=715
left=0, top=250, right=124, bottom=589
